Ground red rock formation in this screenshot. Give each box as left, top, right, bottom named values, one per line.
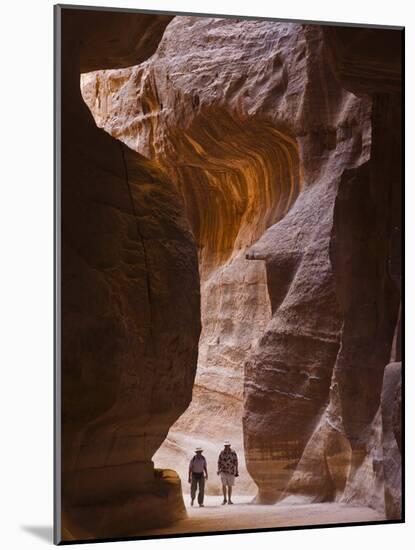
left=80, top=16, right=402, bottom=518
left=381, top=362, right=402, bottom=519
left=58, top=7, right=200, bottom=541
left=322, top=26, right=403, bottom=519
left=81, top=18, right=368, bottom=498
left=246, top=27, right=402, bottom=512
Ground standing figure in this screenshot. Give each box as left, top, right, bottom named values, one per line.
left=217, top=440, right=239, bottom=504
left=188, top=446, right=208, bottom=507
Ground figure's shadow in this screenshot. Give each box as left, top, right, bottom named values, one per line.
left=21, top=525, right=53, bottom=543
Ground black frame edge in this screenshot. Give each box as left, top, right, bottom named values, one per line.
left=54, top=3, right=62, bottom=546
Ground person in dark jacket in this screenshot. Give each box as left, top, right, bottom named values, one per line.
left=188, top=447, right=208, bottom=507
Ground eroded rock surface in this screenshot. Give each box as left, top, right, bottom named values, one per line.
left=59, top=8, right=199, bottom=540
left=80, top=16, right=402, bottom=516
left=381, top=362, right=402, bottom=520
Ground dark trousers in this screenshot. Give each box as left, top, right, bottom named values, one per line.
left=190, top=474, right=205, bottom=504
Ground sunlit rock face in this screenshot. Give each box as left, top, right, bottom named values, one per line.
left=60, top=8, right=200, bottom=541
left=81, top=16, right=401, bottom=515
left=82, top=17, right=307, bottom=495
left=244, top=27, right=402, bottom=511
left=81, top=17, right=370, bottom=497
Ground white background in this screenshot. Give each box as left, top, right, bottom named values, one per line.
left=0, top=0, right=411, bottom=548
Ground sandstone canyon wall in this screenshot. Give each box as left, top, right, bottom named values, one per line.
left=80, top=16, right=402, bottom=517
left=59, top=8, right=201, bottom=541
left=244, top=26, right=402, bottom=513
left=322, top=26, right=403, bottom=519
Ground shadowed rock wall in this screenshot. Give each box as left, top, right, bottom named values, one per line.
left=59, top=8, right=200, bottom=541
left=321, top=26, right=403, bottom=519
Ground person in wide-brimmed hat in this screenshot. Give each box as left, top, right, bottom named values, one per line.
left=188, top=447, right=208, bottom=507
left=217, top=441, right=239, bottom=504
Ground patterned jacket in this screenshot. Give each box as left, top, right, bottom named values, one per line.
left=217, top=448, right=238, bottom=475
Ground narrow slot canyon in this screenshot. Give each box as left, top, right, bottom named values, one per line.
left=59, top=8, right=402, bottom=542
left=81, top=65, right=303, bottom=498
left=153, top=114, right=302, bottom=497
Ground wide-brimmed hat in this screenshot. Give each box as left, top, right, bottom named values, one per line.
left=194, top=447, right=203, bottom=452
left=223, top=440, right=231, bottom=446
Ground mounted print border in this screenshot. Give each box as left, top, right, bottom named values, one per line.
left=54, top=4, right=404, bottom=544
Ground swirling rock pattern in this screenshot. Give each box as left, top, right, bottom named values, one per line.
left=81, top=17, right=367, bottom=497
left=81, top=16, right=402, bottom=515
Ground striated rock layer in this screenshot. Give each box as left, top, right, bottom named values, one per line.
left=59, top=8, right=200, bottom=541
left=321, top=26, right=403, bottom=519
left=245, top=26, right=402, bottom=511
left=81, top=17, right=367, bottom=496
left=81, top=16, right=402, bottom=516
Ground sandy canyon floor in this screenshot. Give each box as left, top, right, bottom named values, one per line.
left=142, top=495, right=385, bottom=537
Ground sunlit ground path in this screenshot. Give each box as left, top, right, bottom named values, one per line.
left=142, top=495, right=385, bottom=536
